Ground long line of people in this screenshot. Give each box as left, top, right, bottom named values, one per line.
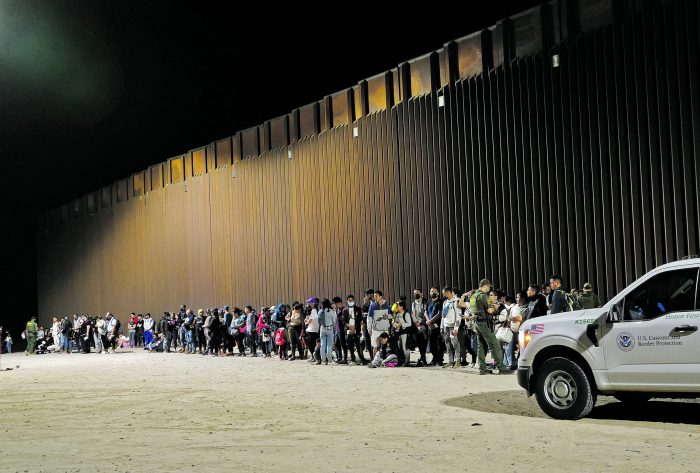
left=11, top=275, right=602, bottom=373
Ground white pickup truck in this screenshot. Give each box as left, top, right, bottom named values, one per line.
left=517, top=258, right=700, bottom=419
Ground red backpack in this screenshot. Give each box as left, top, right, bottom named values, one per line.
left=275, top=327, right=286, bottom=346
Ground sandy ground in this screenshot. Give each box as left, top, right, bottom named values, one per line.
left=0, top=350, right=698, bottom=473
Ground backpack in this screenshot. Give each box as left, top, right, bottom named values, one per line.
left=275, top=327, right=286, bottom=346
left=565, top=292, right=582, bottom=312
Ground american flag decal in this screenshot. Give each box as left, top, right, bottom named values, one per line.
left=530, top=324, right=545, bottom=334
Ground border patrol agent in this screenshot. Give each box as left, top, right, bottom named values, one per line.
left=25, top=316, right=38, bottom=355
left=470, top=279, right=511, bottom=375
left=578, top=282, right=601, bottom=309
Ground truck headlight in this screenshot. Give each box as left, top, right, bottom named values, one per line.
left=519, top=330, right=531, bottom=351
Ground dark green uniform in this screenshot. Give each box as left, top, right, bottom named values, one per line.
left=578, top=292, right=601, bottom=309
left=470, top=290, right=506, bottom=373
left=26, top=320, right=38, bottom=355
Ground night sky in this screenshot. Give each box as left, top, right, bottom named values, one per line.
left=0, top=0, right=543, bottom=333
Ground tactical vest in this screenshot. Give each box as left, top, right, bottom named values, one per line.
left=469, top=290, right=484, bottom=315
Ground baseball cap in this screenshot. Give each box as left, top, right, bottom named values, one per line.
left=306, top=297, right=319, bottom=304
left=583, top=282, right=592, bottom=290
left=479, top=279, right=492, bottom=287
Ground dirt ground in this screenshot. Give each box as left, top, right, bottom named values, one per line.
left=0, top=350, right=698, bottom=473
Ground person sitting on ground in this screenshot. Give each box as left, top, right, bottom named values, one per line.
left=368, top=332, right=398, bottom=368
left=152, top=333, right=165, bottom=352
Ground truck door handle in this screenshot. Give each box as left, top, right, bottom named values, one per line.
left=673, top=325, right=698, bottom=333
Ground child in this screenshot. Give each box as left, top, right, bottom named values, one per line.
left=275, top=326, right=287, bottom=360
left=258, top=309, right=272, bottom=357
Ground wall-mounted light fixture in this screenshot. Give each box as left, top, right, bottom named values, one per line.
left=183, top=182, right=188, bottom=192
left=288, top=148, right=293, bottom=160
left=353, top=126, right=359, bottom=138
left=438, top=95, right=445, bottom=107
left=552, top=54, right=560, bottom=68
left=231, top=164, right=237, bottom=178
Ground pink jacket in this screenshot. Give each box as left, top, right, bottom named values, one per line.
left=256, top=314, right=270, bottom=334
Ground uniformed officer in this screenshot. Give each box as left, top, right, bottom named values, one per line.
left=469, top=279, right=511, bottom=375
left=578, top=282, right=601, bottom=309
left=25, top=316, right=38, bottom=355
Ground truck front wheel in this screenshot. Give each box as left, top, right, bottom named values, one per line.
left=534, top=357, right=596, bottom=420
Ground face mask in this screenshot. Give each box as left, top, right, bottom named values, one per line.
left=347, top=301, right=355, bottom=307
left=414, top=294, right=421, bottom=300
left=431, top=293, right=438, bottom=299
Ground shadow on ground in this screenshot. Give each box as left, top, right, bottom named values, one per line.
left=444, top=390, right=700, bottom=429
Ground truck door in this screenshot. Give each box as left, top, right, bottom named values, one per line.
left=601, top=267, right=700, bottom=391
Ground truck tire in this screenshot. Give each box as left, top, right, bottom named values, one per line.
left=613, top=392, right=653, bottom=403
left=534, top=357, right=596, bottom=420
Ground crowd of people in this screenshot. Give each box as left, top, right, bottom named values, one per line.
left=6, top=275, right=602, bottom=374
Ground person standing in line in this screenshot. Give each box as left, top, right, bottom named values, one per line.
left=222, top=306, right=234, bottom=356
left=72, top=314, right=81, bottom=352
left=165, top=313, right=177, bottom=352
left=60, top=316, right=72, bottom=354
left=411, top=289, right=428, bottom=367
left=332, top=297, right=348, bottom=364
left=135, top=314, right=144, bottom=348
left=317, top=299, right=337, bottom=365
left=304, top=298, right=320, bottom=363
left=541, top=283, right=552, bottom=312
left=469, top=279, right=511, bottom=375
left=203, top=309, right=220, bottom=356
left=231, top=308, right=247, bottom=356
left=368, top=291, right=391, bottom=357
left=143, top=313, right=155, bottom=352
left=578, top=282, right=601, bottom=309
left=425, top=287, right=444, bottom=366
left=549, top=274, right=568, bottom=314
left=499, top=296, right=516, bottom=368
left=4, top=332, right=12, bottom=354
left=194, top=309, right=206, bottom=354
left=286, top=304, right=304, bottom=360
left=104, top=313, right=118, bottom=353
left=177, top=305, right=187, bottom=352
left=342, top=295, right=365, bottom=365
left=245, top=306, right=258, bottom=357
left=506, top=292, right=528, bottom=370
left=392, top=301, right=413, bottom=367
left=184, top=310, right=196, bottom=354
left=457, top=291, right=477, bottom=367
left=50, top=317, right=61, bottom=353
left=526, top=284, right=549, bottom=319
left=440, top=287, right=462, bottom=369
left=361, top=289, right=374, bottom=358
left=94, top=315, right=105, bottom=354
left=80, top=315, right=93, bottom=354
left=127, top=313, right=137, bottom=348
left=258, top=308, right=272, bottom=357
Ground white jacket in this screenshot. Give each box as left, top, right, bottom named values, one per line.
left=441, top=297, right=461, bottom=328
